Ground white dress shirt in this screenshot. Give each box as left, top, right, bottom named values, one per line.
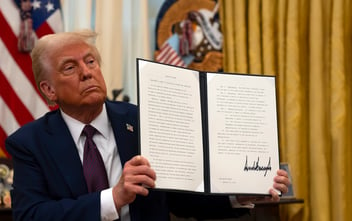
left=61, top=104, right=130, bottom=221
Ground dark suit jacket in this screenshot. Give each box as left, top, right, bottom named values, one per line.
left=6, top=100, right=248, bottom=221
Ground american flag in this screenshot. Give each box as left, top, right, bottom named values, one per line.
left=156, top=33, right=197, bottom=67
left=0, top=0, right=63, bottom=157
left=156, top=34, right=186, bottom=67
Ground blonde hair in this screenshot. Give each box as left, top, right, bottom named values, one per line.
left=31, top=30, right=102, bottom=105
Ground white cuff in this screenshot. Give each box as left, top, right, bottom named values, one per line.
left=101, top=188, right=119, bottom=221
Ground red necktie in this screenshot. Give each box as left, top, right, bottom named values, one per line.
left=82, top=125, right=109, bottom=192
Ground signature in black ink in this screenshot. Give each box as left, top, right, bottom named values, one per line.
left=243, top=156, right=271, bottom=177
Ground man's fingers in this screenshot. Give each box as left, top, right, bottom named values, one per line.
left=124, top=174, right=156, bottom=188
left=277, top=169, right=288, bottom=176
left=273, top=182, right=288, bottom=194
left=129, top=155, right=150, bottom=166
left=274, top=174, right=290, bottom=188
left=123, top=156, right=156, bottom=187
left=123, top=164, right=156, bottom=181
left=269, top=189, right=280, bottom=202
left=123, top=182, right=150, bottom=196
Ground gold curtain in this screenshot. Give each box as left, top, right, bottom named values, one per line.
left=220, top=0, right=352, bottom=221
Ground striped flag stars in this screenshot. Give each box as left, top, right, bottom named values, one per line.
left=32, top=0, right=56, bottom=12
left=32, top=0, right=41, bottom=10
left=45, top=1, right=54, bottom=12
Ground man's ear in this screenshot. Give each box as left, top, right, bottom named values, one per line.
left=40, top=80, right=57, bottom=102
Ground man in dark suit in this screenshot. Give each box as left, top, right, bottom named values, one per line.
left=6, top=30, right=290, bottom=221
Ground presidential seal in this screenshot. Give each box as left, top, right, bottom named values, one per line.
left=155, top=0, right=223, bottom=71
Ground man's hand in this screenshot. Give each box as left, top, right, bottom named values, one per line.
left=112, top=155, right=156, bottom=212
left=270, top=169, right=290, bottom=201
left=237, top=169, right=290, bottom=204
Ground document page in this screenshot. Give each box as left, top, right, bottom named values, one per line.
left=207, top=73, right=280, bottom=194
left=138, top=60, right=205, bottom=192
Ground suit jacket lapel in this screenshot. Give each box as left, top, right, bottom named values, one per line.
left=105, top=101, right=139, bottom=166
left=45, top=110, right=88, bottom=196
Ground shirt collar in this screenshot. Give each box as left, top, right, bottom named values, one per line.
left=61, top=104, right=110, bottom=144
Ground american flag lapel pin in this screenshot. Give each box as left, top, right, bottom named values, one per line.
left=126, top=123, right=134, bottom=132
